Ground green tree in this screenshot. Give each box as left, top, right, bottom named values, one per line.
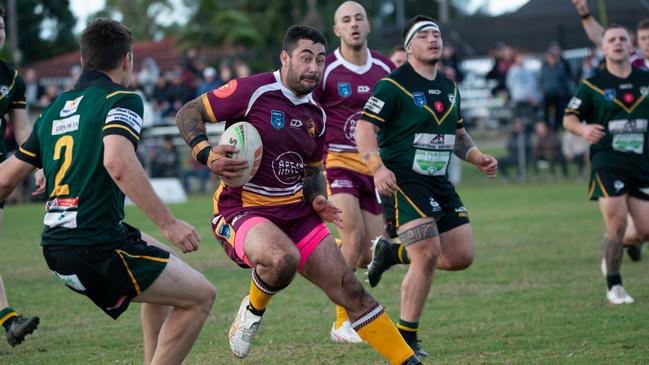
left=90, top=0, right=174, bottom=41
left=14, top=0, right=76, bottom=65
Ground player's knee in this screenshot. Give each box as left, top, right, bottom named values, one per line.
left=450, top=251, right=474, bottom=270
left=608, top=222, right=627, bottom=241
left=412, top=247, right=438, bottom=272
left=195, top=277, right=217, bottom=313
left=272, top=251, right=300, bottom=280
left=340, top=270, right=368, bottom=309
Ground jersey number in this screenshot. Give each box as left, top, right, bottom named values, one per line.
left=51, top=135, right=73, bottom=197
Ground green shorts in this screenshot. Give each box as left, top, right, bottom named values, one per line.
left=589, top=167, right=649, bottom=201
left=382, top=170, right=469, bottom=234
left=42, top=223, right=170, bottom=319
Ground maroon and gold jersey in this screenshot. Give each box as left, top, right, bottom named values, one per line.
left=313, top=48, right=394, bottom=174
left=201, top=71, right=326, bottom=218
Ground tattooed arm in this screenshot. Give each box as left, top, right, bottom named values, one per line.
left=454, top=127, right=498, bottom=178
left=175, top=97, right=247, bottom=179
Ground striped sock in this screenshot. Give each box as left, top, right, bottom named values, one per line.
left=248, top=268, right=282, bottom=316
left=397, top=319, right=419, bottom=343
left=0, top=307, right=17, bottom=331
left=353, top=304, right=415, bottom=365
left=388, top=243, right=410, bottom=264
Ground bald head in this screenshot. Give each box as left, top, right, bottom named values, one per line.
left=334, top=1, right=367, bottom=24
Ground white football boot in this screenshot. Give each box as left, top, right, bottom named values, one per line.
left=330, top=320, right=363, bottom=343
left=606, top=285, right=634, bottom=305
left=229, top=295, right=263, bottom=358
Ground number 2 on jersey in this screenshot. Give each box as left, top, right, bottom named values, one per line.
left=51, top=135, right=74, bottom=197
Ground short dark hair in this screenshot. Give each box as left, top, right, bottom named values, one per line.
left=402, top=15, right=436, bottom=45
left=603, top=23, right=631, bottom=38
left=80, top=19, right=133, bottom=72
left=390, top=45, right=405, bottom=55
left=282, top=25, right=327, bottom=55
left=0, top=5, right=4, bottom=17
left=637, top=18, right=649, bottom=31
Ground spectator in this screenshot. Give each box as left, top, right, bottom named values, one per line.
left=166, top=68, right=194, bottom=118
left=138, top=57, right=160, bottom=99
left=540, top=46, right=573, bottom=131
left=533, top=121, right=567, bottom=178
left=498, top=119, right=533, bottom=181
left=38, top=85, right=59, bottom=108
left=152, top=72, right=172, bottom=120
left=233, top=58, right=251, bottom=78
left=23, top=68, right=44, bottom=110
left=389, top=45, right=407, bottom=68
left=150, top=136, right=180, bottom=178
left=441, top=43, right=463, bottom=82
left=196, top=67, right=221, bottom=96
left=506, top=53, right=540, bottom=124
left=182, top=156, right=212, bottom=194
left=219, top=60, right=234, bottom=84
left=486, top=42, right=513, bottom=98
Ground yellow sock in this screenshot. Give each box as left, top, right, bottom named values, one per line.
left=335, top=304, right=349, bottom=328
left=249, top=279, right=272, bottom=311
left=354, top=307, right=414, bottom=365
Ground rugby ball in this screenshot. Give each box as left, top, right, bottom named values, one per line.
left=217, top=121, right=263, bottom=187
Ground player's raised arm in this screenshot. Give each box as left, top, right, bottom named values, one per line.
left=571, top=0, right=605, bottom=48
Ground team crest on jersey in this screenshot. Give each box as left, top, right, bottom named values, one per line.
left=307, top=119, right=317, bottom=138
left=0, top=85, right=9, bottom=96
left=271, top=110, right=285, bottom=130
left=60, top=96, right=84, bottom=117
left=641, top=87, right=649, bottom=96
left=413, top=92, right=427, bottom=107
left=213, top=80, right=238, bottom=98
left=448, top=93, right=456, bottom=104
left=337, top=82, right=352, bottom=97
left=604, top=89, right=617, bottom=102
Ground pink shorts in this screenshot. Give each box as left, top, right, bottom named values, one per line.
left=325, top=167, right=382, bottom=215
left=211, top=207, right=331, bottom=271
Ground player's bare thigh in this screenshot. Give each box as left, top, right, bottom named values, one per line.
left=243, top=220, right=300, bottom=269
left=329, top=193, right=364, bottom=236
left=598, top=196, right=628, bottom=238
left=438, top=223, right=474, bottom=270
left=627, top=196, right=649, bottom=241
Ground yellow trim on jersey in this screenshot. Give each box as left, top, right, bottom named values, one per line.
left=11, top=100, right=26, bottom=105
left=582, top=79, right=646, bottom=114
left=396, top=186, right=427, bottom=218
left=19, top=147, right=37, bottom=158
left=325, top=152, right=371, bottom=175
left=103, top=124, right=140, bottom=141
left=201, top=93, right=217, bottom=123
left=595, top=172, right=609, bottom=198
left=565, top=108, right=580, bottom=115
left=362, top=111, right=385, bottom=122
left=212, top=181, right=225, bottom=215
left=308, top=160, right=323, bottom=168
left=105, top=90, right=139, bottom=99
left=0, top=70, right=18, bottom=101
left=381, top=77, right=456, bottom=126
left=242, top=190, right=303, bottom=207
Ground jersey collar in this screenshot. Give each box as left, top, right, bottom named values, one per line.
left=334, top=48, right=374, bottom=74
left=273, top=70, right=314, bottom=105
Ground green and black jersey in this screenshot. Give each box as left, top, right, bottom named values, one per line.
left=362, top=62, right=463, bottom=178
left=0, top=61, right=26, bottom=160
left=15, top=71, right=144, bottom=246
left=565, top=68, right=649, bottom=172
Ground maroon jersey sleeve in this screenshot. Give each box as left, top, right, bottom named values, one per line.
left=200, top=77, right=257, bottom=122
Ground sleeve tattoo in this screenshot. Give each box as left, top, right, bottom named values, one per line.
left=303, top=166, right=327, bottom=203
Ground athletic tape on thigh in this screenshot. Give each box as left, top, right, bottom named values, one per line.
left=398, top=221, right=439, bottom=246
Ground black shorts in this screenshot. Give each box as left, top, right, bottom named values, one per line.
left=381, top=170, right=469, bottom=237
left=0, top=153, right=4, bottom=209
left=42, top=224, right=170, bottom=319
left=589, top=167, right=649, bottom=201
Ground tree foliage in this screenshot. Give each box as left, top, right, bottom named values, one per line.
left=14, top=0, right=76, bottom=65
left=89, top=0, right=174, bottom=41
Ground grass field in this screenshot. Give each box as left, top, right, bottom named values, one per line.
left=1, top=179, right=648, bottom=365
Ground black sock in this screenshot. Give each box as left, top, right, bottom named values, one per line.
left=399, top=328, right=417, bottom=344
left=246, top=303, right=265, bottom=316
left=2, top=316, right=16, bottom=332
left=606, top=274, right=622, bottom=290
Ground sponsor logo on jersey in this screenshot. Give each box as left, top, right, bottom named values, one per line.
left=567, top=96, right=582, bottom=109
left=365, top=96, right=385, bottom=114
left=271, top=110, right=285, bottom=130
left=218, top=222, right=231, bottom=238
left=331, top=179, right=354, bottom=189
left=344, top=111, right=362, bottom=143
left=46, top=197, right=79, bottom=211
left=619, top=83, right=633, bottom=90
left=623, top=92, right=635, bottom=104
left=428, top=89, right=441, bottom=95
left=60, top=96, right=84, bottom=117
left=52, top=115, right=80, bottom=135
left=604, top=89, right=617, bottom=102
left=337, top=82, right=352, bottom=97
left=455, top=206, right=468, bottom=217
left=434, top=100, right=444, bottom=113
left=614, top=180, right=625, bottom=192
left=413, top=92, right=427, bottom=107
left=307, top=119, right=317, bottom=138
left=413, top=133, right=455, bottom=150
left=106, top=107, right=143, bottom=133
left=213, top=80, right=238, bottom=98
left=0, top=85, right=9, bottom=96
left=290, top=119, right=303, bottom=128
left=357, top=85, right=371, bottom=93
left=272, top=151, right=305, bottom=185
left=429, top=197, right=441, bottom=212
left=608, top=119, right=648, bottom=133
